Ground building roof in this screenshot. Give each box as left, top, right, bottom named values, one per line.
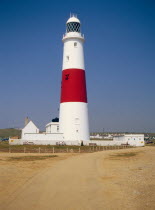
left=23, top=120, right=39, bottom=130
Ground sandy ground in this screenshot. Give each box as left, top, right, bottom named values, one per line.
left=0, top=146, right=155, bottom=210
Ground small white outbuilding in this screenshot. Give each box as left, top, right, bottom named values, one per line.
left=45, top=122, right=59, bottom=133
left=113, top=134, right=144, bottom=147
left=21, top=121, right=39, bottom=139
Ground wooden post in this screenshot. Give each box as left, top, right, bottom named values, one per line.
left=24, top=147, right=26, bottom=153
left=79, top=147, right=80, bottom=153
left=39, top=147, right=40, bottom=153
left=53, top=147, right=54, bottom=153
left=67, top=148, right=68, bottom=153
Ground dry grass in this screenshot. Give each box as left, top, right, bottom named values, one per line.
left=8, top=155, right=58, bottom=161
left=109, top=152, right=138, bottom=160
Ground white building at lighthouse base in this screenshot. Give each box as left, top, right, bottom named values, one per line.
left=12, top=120, right=82, bottom=146
left=9, top=120, right=144, bottom=147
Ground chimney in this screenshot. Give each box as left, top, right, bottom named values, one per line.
left=25, top=117, right=29, bottom=126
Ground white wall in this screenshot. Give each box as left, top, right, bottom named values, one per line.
left=83, top=140, right=125, bottom=146
left=9, top=138, right=81, bottom=146
left=9, top=138, right=22, bottom=145
left=11, top=134, right=144, bottom=147
left=10, top=138, right=143, bottom=147
left=23, top=133, right=64, bottom=141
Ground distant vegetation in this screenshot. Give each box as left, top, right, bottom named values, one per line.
left=0, top=128, right=21, bottom=139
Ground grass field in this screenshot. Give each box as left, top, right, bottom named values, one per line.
left=0, top=140, right=132, bottom=153
left=110, top=152, right=138, bottom=159
left=0, top=128, right=21, bottom=139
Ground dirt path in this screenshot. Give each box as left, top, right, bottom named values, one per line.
left=0, top=147, right=155, bottom=210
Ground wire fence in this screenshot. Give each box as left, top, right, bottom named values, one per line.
left=0, top=145, right=134, bottom=153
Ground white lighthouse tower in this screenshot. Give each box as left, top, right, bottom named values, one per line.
left=59, top=15, right=89, bottom=141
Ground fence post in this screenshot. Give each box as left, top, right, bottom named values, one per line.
left=53, top=147, right=55, bottom=153
left=39, top=147, right=40, bottom=153
left=67, top=148, right=68, bottom=153
left=24, top=147, right=26, bottom=153
left=79, top=147, right=80, bottom=153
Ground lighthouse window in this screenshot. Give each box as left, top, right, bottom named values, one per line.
left=66, top=56, right=69, bottom=61
left=75, top=118, right=80, bottom=124
left=67, top=22, right=80, bottom=32
left=74, top=42, right=77, bottom=47
left=65, top=74, right=69, bottom=80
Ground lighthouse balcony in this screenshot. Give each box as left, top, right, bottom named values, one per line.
left=62, top=32, right=84, bottom=41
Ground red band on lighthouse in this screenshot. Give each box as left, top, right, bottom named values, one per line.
left=60, top=68, right=87, bottom=103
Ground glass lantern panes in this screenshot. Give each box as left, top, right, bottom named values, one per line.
left=67, top=22, right=80, bottom=32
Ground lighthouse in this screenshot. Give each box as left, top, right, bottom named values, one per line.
left=59, top=15, right=89, bottom=141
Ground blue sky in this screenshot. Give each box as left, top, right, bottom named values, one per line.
left=0, top=0, right=155, bottom=132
